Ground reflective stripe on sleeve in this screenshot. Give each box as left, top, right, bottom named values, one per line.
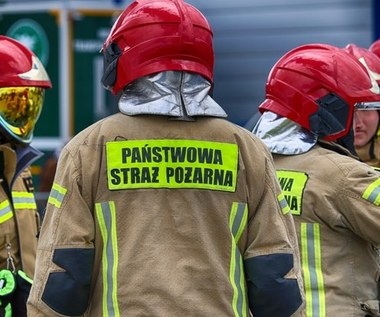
left=0, top=200, right=12, bottom=224
left=229, top=202, right=248, bottom=317
left=12, top=191, right=37, bottom=209
left=278, top=192, right=290, bottom=215
left=95, top=201, right=120, bottom=317
left=362, top=178, right=380, bottom=205
left=300, top=223, right=326, bottom=317
left=48, top=183, right=67, bottom=208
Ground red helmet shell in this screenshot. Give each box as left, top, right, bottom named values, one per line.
left=102, top=0, right=214, bottom=95
left=259, top=43, right=380, bottom=141
left=369, top=39, right=380, bottom=59
left=344, top=43, right=380, bottom=85
left=0, top=35, right=51, bottom=88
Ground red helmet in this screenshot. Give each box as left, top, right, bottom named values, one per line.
left=101, top=0, right=214, bottom=95
left=344, top=43, right=380, bottom=87
left=348, top=43, right=380, bottom=143
left=259, top=43, right=380, bottom=141
left=369, top=39, right=380, bottom=59
left=0, top=35, right=52, bottom=143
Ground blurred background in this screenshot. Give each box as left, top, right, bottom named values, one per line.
left=0, top=0, right=378, bottom=206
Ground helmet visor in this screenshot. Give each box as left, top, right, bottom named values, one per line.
left=0, top=87, right=45, bottom=143
left=355, top=101, right=380, bottom=110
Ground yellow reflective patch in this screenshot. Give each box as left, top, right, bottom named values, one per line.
left=48, top=183, right=67, bottom=208
left=12, top=192, right=37, bottom=209
left=301, top=223, right=326, bottom=316
left=0, top=212, right=12, bottom=224
left=362, top=178, right=380, bottom=206
left=95, top=201, right=120, bottom=316
left=278, top=192, right=290, bottom=215
left=228, top=202, right=248, bottom=317
left=106, top=139, right=238, bottom=192
left=276, top=170, right=308, bottom=216
left=0, top=200, right=12, bottom=224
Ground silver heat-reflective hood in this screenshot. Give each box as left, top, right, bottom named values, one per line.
left=252, top=111, right=318, bottom=155
left=118, top=71, right=227, bottom=119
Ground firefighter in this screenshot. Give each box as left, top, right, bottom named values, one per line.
left=348, top=41, right=380, bottom=168
left=253, top=43, right=380, bottom=316
left=27, top=0, right=304, bottom=316
left=0, top=36, right=51, bottom=317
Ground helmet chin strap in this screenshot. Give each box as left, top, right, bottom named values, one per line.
left=365, top=111, right=380, bottom=160
left=335, top=127, right=358, bottom=157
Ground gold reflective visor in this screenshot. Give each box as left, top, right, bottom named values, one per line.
left=0, top=87, right=45, bottom=143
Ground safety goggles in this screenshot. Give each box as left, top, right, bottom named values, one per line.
left=0, top=86, right=45, bottom=143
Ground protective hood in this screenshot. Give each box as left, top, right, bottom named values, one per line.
left=252, top=111, right=318, bottom=155
left=118, top=71, right=227, bottom=119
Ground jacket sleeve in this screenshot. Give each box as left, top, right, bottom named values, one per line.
left=339, top=164, right=380, bottom=247
left=244, top=148, right=304, bottom=317
left=27, top=146, right=95, bottom=317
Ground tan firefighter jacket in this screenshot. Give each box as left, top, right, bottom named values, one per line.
left=27, top=113, right=305, bottom=317
left=274, top=143, right=380, bottom=317
left=0, top=143, right=41, bottom=278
